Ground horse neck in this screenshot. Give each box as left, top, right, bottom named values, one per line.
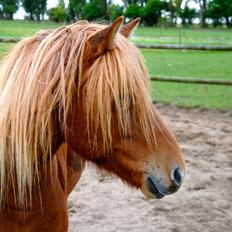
left=3, top=145, right=68, bottom=212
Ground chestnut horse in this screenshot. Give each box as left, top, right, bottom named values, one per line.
left=0, top=17, right=185, bottom=231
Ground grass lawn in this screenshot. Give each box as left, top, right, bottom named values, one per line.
left=0, top=20, right=231, bottom=110
left=142, top=49, right=232, bottom=109
left=133, top=27, right=232, bottom=46
left=1, top=20, right=232, bottom=46
left=151, top=81, right=232, bottom=110
left=0, top=43, right=14, bottom=58
left=142, top=49, right=232, bottom=110
left=0, top=20, right=64, bottom=38
left=142, top=49, right=232, bottom=80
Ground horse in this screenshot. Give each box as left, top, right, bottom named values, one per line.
left=0, top=17, right=185, bottom=231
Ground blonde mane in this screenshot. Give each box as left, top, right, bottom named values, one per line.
left=0, top=21, right=155, bottom=207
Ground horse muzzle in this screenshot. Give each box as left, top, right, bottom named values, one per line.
left=143, top=166, right=185, bottom=199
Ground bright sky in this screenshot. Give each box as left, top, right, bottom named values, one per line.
left=14, top=0, right=198, bottom=20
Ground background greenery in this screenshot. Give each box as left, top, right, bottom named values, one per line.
left=0, top=20, right=231, bottom=110
left=1, top=20, right=232, bottom=46
left=0, top=1, right=232, bottom=28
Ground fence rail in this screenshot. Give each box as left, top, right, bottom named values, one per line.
left=136, top=44, right=232, bottom=51
left=1, top=37, right=232, bottom=51
left=1, top=37, right=232, bottom=86
left=150, top=77, right=232, bottom=86
left=0, top=37, right=20, bottom=43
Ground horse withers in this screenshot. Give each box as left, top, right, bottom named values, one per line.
left=0, top=17, right=185, bottom=231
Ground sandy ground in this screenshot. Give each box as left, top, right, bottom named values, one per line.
left=68, top=104, right=232, bottom=232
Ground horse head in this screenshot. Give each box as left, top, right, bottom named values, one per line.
left=64, top=17, right=186, bottom=199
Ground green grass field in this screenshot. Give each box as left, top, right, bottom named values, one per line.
left=1, top=20, right=232, bottom=46
left=0, top=43, right=13, bottom=58
left=142, top=49, right=232, bottom=80
left=142, top=49, right=232, bottom=109
left=0, top=20, right=231, bottom=110
left=0, top=20, right=64, bottom=38
left=134, top=27, right=232, bottom=46
left=144, top=49, right=232, bottom=109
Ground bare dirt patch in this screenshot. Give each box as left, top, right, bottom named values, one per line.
left=68, top=104, right=232, bottom=232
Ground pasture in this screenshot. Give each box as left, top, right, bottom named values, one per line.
left=0, top=20, right=232, bottom=110
left=134, top=27, right=232, bottom=46
left=1, top=20, right=232, bottom=46
left=0, top=20, right=231, bottom=110
left=0, top=19, right=231, bottom=232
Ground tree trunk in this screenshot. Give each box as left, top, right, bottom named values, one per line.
left=29, top=13, right=34, bottom=21
left=102, top=0, right=109, bottom=20
left=36, top=13, right=40, bottom=21
left=199, top=0, right=207, bottom=28
left=170, top=6, right=176, bottom=25
left=225, top=17, right=231, bottom=28
left=5, top=13, right=13, bottom=20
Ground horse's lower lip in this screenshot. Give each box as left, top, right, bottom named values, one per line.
left=146, top=176, right=165, bottom=199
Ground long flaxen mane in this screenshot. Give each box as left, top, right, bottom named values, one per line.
left=0, top=20, right=156, bottom=207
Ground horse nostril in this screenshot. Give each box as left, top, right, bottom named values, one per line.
left=171, top=166, right=183, bottom=187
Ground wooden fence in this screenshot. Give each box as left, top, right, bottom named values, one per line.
left=1, top=37, right=232, bottom=86
left=150, top=77, right=232, bottom=86
left=0, top=37, right=20, bottom=43
left=1, top=37, right=232, bottom=51
left=136, top=44, right=232, bottom=51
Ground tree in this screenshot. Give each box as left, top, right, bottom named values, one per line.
left=58, top=0, right=65, bottom=8
left=67, top=0, right=85, bottom=21
left=22, top=0, right=47, bottom=21
left=124, top=3, right=140, bottom=20
left=122, top=0, right=147, bottom=7
left=82, top=0, right=106, bottom=21
left=140, top=0, right=168, bottom=26
left=35, top=0, right=47, bottom=20
left=207, top=0, right=232, bottom=28
left=109, top=4, right=124, bottom=21
left=168, top=0, right=184, bottom=25
left=194, top=0, right=207, bottom=27
left=22, top=0, right=34, bottom=20
left=179, top=6, right=197, bottom=25
left=0, top=0, right=19, bottom=19
left=47, top=0, right=66, bottom=22
left=206, top=0, right=222, bottom=27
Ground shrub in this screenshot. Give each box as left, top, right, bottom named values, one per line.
left=109, top=4, right=124, bottom=21
left=48, top=6, right=66, bottom=22
left=124, top=4, right=140, bottom=20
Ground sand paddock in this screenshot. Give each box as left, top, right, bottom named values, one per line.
left=68, top=104, right=232, bottom=232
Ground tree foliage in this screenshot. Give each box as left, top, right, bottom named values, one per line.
left=179, top=6, right=197, bottom=25
left=0, top=0, right=19, bottom=19
left=67, top=0, right=109, bottom=22
left=22, top=0, right=47, bottom=21
left=140, top=0, right=169, bottom=26
left=108, top=4, right=124, bottom=21
left=47, top=0, right=66, bottom=22
left=194, top=0, right=207, bottom=27
left=124, top=3, right=140, bottom=20
left=207, top=0, right=232, bottom=27
left=2, top=0, right=232, bottom=28
left=82, top=0, right=105, bottom=21
left=168, top=0, right=184, bottom=24
left=67, top=0, right=85, bottom=21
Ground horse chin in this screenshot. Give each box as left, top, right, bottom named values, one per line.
left=140, top=181, right=165, bottom=199
left=141, top=175, right=167, bottom=199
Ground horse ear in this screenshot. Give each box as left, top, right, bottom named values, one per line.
left=87, top=16, right=124, bottom=57
left=120, top=17, right=140, bottom=38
